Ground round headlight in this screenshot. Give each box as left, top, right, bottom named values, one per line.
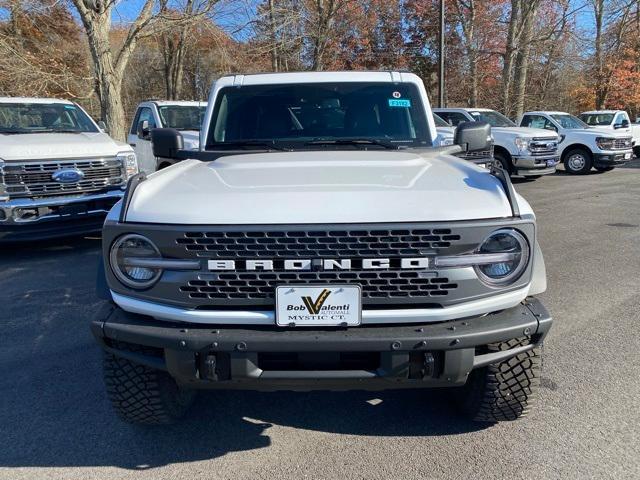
left=475, top=229, right=529, bottom=286
left=109, top=234, right=162, bottom=289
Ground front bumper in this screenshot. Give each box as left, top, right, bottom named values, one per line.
left=92, top=298, right=552, bottom=391
left=0, top=190, right=123, bottom=241
left=593, top=151, right=633, bottom=168
left=512, top=155, right=559, bottom=176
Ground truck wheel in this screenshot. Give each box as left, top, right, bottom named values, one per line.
left=564, top=148, right=592, bottom=174
left=103, top=349, right=196, bottom=425
left=455, top=337, right=541, bottom=423
left=494, top=152, right=512, bottom=175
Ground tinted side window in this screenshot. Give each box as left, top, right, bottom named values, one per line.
left=522, top=115, right=555, bottom=131
left=137, top=107, right=157, bottom=130
left=438, top=112, right=469, bottom=126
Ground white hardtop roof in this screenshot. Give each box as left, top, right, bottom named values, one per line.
left=581, top=110, right=621, bottom=115
left=145, top=100, right=206, bottom=106
left=433, top=107, right=496, bottom=112
left=0, top=97, right=74, bottom=104
left=525, top=111, right=570, bottom=116
left=218, top=71, right=419, bottom=85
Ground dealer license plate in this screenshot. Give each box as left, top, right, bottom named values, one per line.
left=546, top=159, right=558, bottom=167
left=275, top=285, right=361, bottom=327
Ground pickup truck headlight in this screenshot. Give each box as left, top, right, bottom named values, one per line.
left=514, top=137, right=529, bottom=153
left=109, top=234, right=162, bottom=289
left=474, top=229, right=529, bottom=286
left=595, top=137, right=615, bottom=150
left=117, top=152, right=138, bottom=179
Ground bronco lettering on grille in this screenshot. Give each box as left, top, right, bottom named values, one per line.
left=207, top=258, right=430, bottom=271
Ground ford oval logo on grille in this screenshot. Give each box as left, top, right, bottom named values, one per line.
left=52, top=168, right=84, bottom=183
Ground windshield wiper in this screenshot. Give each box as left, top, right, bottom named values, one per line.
left=305, top=138, right=400, bottom=149
left=210, top=140, right=288, bottom=151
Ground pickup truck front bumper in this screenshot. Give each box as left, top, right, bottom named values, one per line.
left=593, top=151, right=633, bottom=168
left=92, top=298, right=552, bottom=391
left=512, top=155, right=559, bottom=176
left=0, top=190, right=123, bottom=241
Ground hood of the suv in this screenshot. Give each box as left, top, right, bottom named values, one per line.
left=492, top=126, right=558, bottom=139
left=0, top=132, right=129, bottom=161
left=125, top=150, right=513, bottom=224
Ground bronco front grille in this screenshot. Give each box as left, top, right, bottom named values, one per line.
left=171, top=227, right=463, bottom=307
left=180, top=271, right=458, bottom=302
left=0, top=158, right=124, bottom=198
left=176, top=228, right=462, bottom=258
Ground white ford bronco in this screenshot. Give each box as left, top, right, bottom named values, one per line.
left=128, top=100, right=206, bottom=174
left=434, top=107, right=560, bottom=177
left=520, top=111, right=634, bottom=174
left=0, top=97, right=138, bottom=241
left=92, top=72, right=552, bottom=425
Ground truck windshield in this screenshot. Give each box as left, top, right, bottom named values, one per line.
left=579, top=113, right=614, bottom=126
left=550, top=114, right=588, bottom=129
left=468, top=110, right=516, bottom=127
left=158, top=105, right=206, bottom=130
left=0, top=103, right=98, bottom=133
left=206, top=82, right=431, bottom=149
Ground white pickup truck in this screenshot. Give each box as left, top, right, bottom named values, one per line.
left=0, top=97, right=138, bottom=241
left=434, top=107, right=560, bottom=177
left=93, top=71, right=552, bottom=426
left=579, top=110, right=640, bottom=157
left=128, top=100, right=206, bottom=174
left=519, top=111, right=633, bottom=174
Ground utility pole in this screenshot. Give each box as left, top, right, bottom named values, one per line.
left=438, top=0, right=445, bottom=107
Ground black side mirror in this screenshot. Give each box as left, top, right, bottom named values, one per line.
left=152, top=128, right=184, bottom=158
left=620, top=119, right=630, bottom=128
left=137, top=120, right=150, bottom=139
left=97, top=120, right=108, bottom=134
left=454, top=121, right=492, bottom=152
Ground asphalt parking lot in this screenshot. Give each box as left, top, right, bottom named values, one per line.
left=1, top=162, right=639, bottom=480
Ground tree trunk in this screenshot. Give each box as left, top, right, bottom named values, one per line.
left=81, top=10, right=127, bottom=141
left=513, top=1, right=539, bottom=119
left=593, top=0, right=606, bottom=109
left=502, top=0, right=521, bottom=116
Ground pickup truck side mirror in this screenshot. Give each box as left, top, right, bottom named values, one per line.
left=151, top=128, right=184, bottom=158
left=614, top=119, right=629, bottom=129
left=137, top=120, right=151, bottom=140
left=454, top=121, right=492, bottom=152
left=97, top=120, right=108, bottom=134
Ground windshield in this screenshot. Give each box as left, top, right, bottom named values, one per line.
left=550, top=114, right=588, bottom=129
left=579, top=113, right=614, bottom=126
left=206, top=82, right=431, bottom=149
left=0, top=103, right=98, bottom=133
left=433, top=114, right=450, bottom=127
left=158, top=105, right=206, bottom=130
left=469, top=110, right=516, bottom=127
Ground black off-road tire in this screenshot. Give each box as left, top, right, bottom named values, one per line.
left=563, top=148, right=592, bottom=174
left=103, top=348, right=197, bottom=425
left=455, top=337, right=541, bottom=423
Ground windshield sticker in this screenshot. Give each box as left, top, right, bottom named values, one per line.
left=388, top=99, right=411, bottom=108
left=392, top=91, right=402, bottom=98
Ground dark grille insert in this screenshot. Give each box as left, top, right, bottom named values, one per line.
left=180, top=271, right=458, bottom=302
left=176, top=228, right=462, bottom=258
